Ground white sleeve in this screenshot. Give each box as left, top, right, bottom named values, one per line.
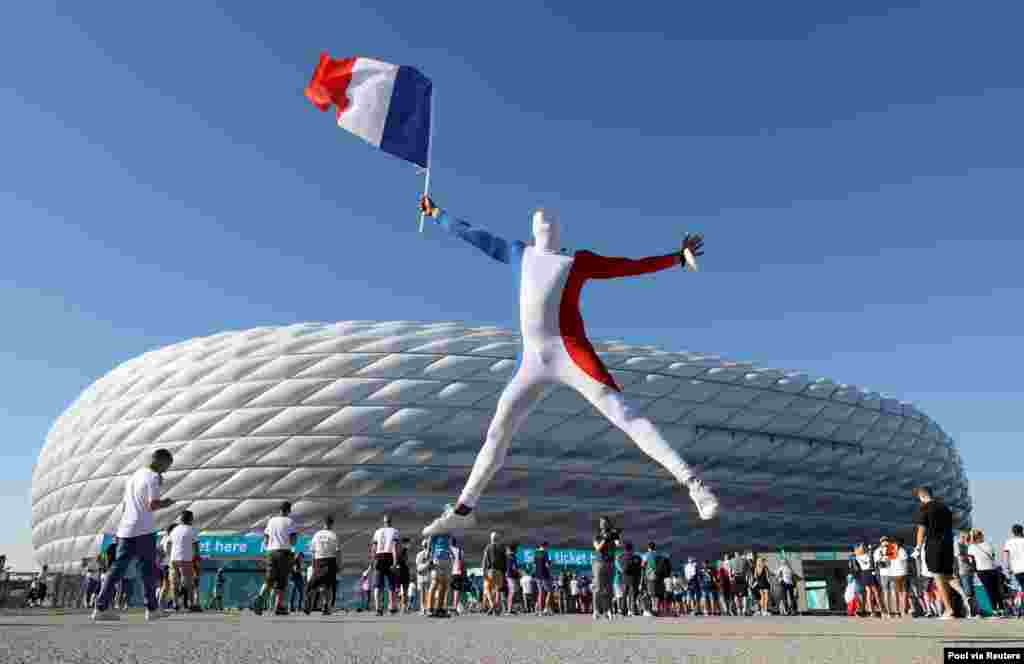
left=144, top=472, right=161, bottom=505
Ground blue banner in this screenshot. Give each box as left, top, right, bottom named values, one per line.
left=101, top=533, right=315, bottom=559
left=517, top=547, right=593, bottom=568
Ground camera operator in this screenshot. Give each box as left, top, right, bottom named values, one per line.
left=592, top=516, right=621, bottom=620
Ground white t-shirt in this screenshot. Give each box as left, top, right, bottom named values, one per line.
left=969, top=542, right=998, bottom=572
left=264, top=516, right=296, bottom=551
left=372, top=526, right=399, bottom=555
left=116, top=468, right=161, bottom=538
left=521, top=574, right=534, bottom=594
left=416, top=549, right=431, bottom=577
left=873, top=548, right=889, bottom=577
left=170, top=524, right=197, bottom=562
left=1004, top=537, right=1024, bottom=575
left=311, top=529, right=339, bottom=559
left=159, top=534, right=173, bottom=562
left=570, top=579, right=579, bottom=595
left=684, top=561, right=698, bottom=581
left=777, top=564, right=794, bottom=585
left=887, top=547, right=909, bottom=577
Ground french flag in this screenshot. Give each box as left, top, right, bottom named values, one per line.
left=305, top=53, right=432, bottom=168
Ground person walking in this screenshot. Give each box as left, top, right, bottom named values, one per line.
left=415, top=539, right=432, bottom=616
left=970, top=529, right=1006, bottom=617
left=505, top=544, right=521, bottom=615
left=853, top=543, right=885, bottom=618
left=956, top=531, right=978, bottom=618
left=263, top=501, right=298, bottom=616
left=289, top=553, right=306, bottom=613
left=370, top=515, right=400, bottom=616
left=397, top=537, right=412, bottom=614
left=1003, top=524, right=1024, bottom=610
left=592, top=517, right=620, bottom=620
left=91, top=449, right=175, bottom=622
left=169, top=510, right=199, bottom=612
left=306, top=516, right=341, bottom=615
left=533, top=542, right=553, bottom=616
left=913, top=486, right=957, bottom=619
left=450, top=537, right=466, bottom=615
left=429, top=534, right=454, bottom=618
left=753, top=557, right=772, bottom=616
left=481, top=533, right=506, bottom=616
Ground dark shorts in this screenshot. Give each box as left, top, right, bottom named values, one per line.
left=374, top=554, right=394, bottom=590
left=648, top=578, right=665, bottom=600
left=266, top=550, right=293, bottom=591
left=925, top=541, right=955, bottom=577
left=858, top=571, right=880, bottom=588
left=310, top=558, right=338, bottom=588
left=398, top=565, right=411, bottom=588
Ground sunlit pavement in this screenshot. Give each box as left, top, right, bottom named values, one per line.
left=1, top=610, right=1022, bottom=663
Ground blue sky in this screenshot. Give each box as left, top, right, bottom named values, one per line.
left=2, top=1, right=1022, bottom=569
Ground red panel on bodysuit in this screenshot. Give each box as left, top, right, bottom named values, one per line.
left=559, top=250, right=681, bottom=392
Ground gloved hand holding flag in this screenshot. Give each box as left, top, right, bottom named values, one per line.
left=305, top=52, right=434, bottom=229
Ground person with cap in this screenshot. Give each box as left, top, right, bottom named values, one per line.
left=418, top=195, right=718, bottom=539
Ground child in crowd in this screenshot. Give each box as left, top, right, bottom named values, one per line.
left=845, top=574, right=862, bottom=616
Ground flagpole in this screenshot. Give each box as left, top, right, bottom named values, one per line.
left=418, top=88, right=435, bottom=233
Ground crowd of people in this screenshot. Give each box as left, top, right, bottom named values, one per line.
left=8, top=450, right=1023, bottom=625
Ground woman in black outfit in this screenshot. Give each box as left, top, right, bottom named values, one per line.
left=753, top=557, right=772, bottom=616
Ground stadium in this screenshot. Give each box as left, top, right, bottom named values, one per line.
left=30, top=320, right=971, bottom=608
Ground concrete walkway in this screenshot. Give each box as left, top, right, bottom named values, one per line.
left=1, top=609, right=1022, bottom=663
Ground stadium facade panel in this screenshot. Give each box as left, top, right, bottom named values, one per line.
left=31, top=321, right=971, bottom=571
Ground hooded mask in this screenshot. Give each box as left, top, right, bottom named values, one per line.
left=532, top=209, right=561, bottom=254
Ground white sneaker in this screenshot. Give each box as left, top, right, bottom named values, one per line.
left=592, top=611, right=600, bottom=620
left=643, top=610, right=654, bottom=617
left=422, top=504, right=477, bottom=536
left=91, top=608, right=120, bottom=622
left=686, top=478, right=719, bottom=520
left=606, top=611, right=614, bottom=621
left=145, top=609, right=164, bottom=621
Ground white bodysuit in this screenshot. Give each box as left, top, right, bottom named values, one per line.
left=429, top=209, right=695, bottom=509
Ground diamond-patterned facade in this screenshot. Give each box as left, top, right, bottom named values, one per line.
left=31, top=321, right=970, bottom=571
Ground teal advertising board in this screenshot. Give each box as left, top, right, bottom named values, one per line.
left=100, top=533, right=316, bottom=559
left=516, top=547, right=593, bottom=568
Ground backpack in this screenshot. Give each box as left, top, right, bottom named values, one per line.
left=645, top=554, right=660, bottom=581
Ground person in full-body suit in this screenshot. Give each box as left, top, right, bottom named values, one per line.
left=419, top=195, right=719, bottom=536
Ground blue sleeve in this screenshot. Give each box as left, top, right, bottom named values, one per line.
left=431, top=211, right=525, bottom=264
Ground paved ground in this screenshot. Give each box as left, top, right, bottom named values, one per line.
left=1, top=610, right=1022, bottom=664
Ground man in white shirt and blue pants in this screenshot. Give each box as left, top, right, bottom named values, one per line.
left=92, top=449, right=175, bottom=622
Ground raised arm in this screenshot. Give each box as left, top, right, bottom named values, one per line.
left=420, top=196, right=524, bottom=264
left=572, top=233, right=704, bottom=279
left=573, top=250, right=680, bottom=279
